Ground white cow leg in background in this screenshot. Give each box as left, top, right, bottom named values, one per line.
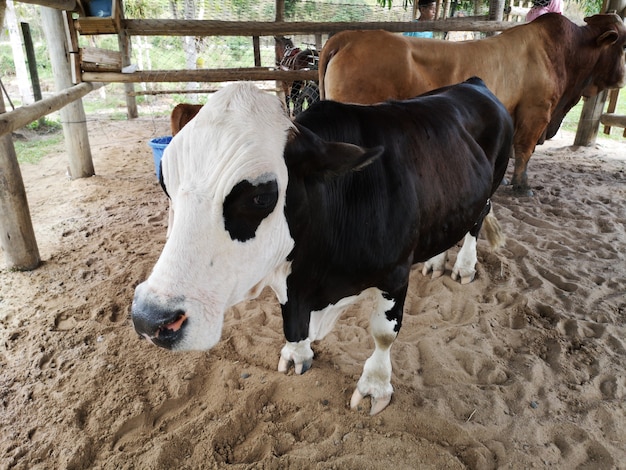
left=350, top=289, right=397, bottom=415
left=422, top=250, right=448, bottom=278
left=451, top=232, right=477, bottom=284
left=421, top=231, right=478, bottom=284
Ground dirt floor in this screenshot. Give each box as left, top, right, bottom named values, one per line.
left=1, top=111, right=625, bottom=470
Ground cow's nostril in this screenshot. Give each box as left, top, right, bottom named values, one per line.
left=156, top=313, right=188, bottom=337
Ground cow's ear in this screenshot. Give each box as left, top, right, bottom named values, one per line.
left=285, top=123, right=383, bottom=178
left=596, top=30, right=619, bottom=46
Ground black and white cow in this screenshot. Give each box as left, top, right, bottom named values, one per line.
left=132, top=78, right=513, bottom=414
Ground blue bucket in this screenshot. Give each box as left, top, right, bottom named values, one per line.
left=148, top=136, right=172, bottom=181
left=86, top=0, right=113, bottom=17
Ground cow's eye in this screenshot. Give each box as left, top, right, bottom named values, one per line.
left=253, top=192, right=277, bottom=208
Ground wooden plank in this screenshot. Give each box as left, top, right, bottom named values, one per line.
left=81, top=61, right=121, bottom=72
left=74, top=0, right=120, bottom=34
left=117, top=19, right=517, bottom=37
left=75, top=17, right=117, bottom=34
left=82, top=68, right=318, bottom=83
left=599, top=112, right=626, bottom=128
left=80, top=46, right=122, bottom=66
left=63, top=9, right=82, bottom=83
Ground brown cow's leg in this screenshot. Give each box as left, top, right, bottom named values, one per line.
left=512, top=116, right=549, bottom=196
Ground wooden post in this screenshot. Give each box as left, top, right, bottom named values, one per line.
left=574, top=91, right=608, bottom=146
left=119, top=29, right=138, bottom=118
left=253, top=36, right=261, bottom=67
left=117, top=0, right=138, bottom=119
left=21, top=22, right=45, bottom=126
left=275, top=0, right=285, bottom=99
left=487, top=0, right=505, bottom=36
left=40, top=5, right=95, bottom=178
left=603, top=89, right=619, bottom=135
left=0, top=73, right=41, bottom=269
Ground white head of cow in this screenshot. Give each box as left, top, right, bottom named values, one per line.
left=132, top=83, right=295, bottom=350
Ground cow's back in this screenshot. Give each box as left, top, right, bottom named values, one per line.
left=294, top=79, right=512, bottom=265
left=320, top=26, right=554, bottom=113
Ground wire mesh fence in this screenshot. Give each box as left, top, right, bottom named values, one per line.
left=70, top=1, right=425, bottom=114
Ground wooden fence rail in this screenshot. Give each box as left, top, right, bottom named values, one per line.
left=0, top=81, right=103, bottom=138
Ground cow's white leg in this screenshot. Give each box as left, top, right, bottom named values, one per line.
left=350, top=289, right=397, bottom=415
left=451, top=232, right=477, bottom=284
left=422, top=250, right=448, bottom=278
left=278, top=339, right=313, bottom=374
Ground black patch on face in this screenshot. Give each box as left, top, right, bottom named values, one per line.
left=223, top=178, right=279, bottom=242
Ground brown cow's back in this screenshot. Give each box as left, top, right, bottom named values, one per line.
left=320, top=27, right=549, bottom=113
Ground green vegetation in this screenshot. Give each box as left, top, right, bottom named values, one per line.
left=14, top=118, right=64, bottom=165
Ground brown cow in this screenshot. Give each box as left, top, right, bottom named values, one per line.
left=170, top=103, right=203, bottom=136
left=319, top=13, right=626, bottom=193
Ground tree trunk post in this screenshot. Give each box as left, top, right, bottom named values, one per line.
left=40, top=5, right=95, bottom=178
left=118, top=0, right=138, bottom=118
left=574, top=91, right=609, bottom=146
left=0, top=96, right=41, bottom=270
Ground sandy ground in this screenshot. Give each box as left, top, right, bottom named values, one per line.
left=1, top=112, right=625, bottom=470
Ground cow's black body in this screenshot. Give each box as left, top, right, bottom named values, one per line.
left=281, top=77, right=512, bottom=343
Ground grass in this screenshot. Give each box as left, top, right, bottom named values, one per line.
left=13, top=118, right=64, bottom=165
left=14, top=133, right=64, bottom=165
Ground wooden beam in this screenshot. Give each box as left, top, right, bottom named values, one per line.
left=111, top=19, right=516, bottom=37
left=14, top=0, right=76, bottom=10
left=0, top=69, right=41, bottom=270
left=600, top=112, right=626, bottom=129
left=0, top=81, right=103, bottom=138
left=82, top=68, right=318, bottom=83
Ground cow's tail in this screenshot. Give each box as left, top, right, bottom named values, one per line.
left=483, top=210, right=506, bottom=251
left=318, top=43, right=340, bottom=100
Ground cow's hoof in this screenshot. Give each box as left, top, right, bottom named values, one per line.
left=350, top=388, right=392, bottom=415
left=278, top=356, right=312, bottom=374
left=451, top=268, right=475, bottom=284
left=278, top=339, right=314, bottom=374
left=422, top=266, right=444, bottom=279
left=511, top=185, right=533, bottom=197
